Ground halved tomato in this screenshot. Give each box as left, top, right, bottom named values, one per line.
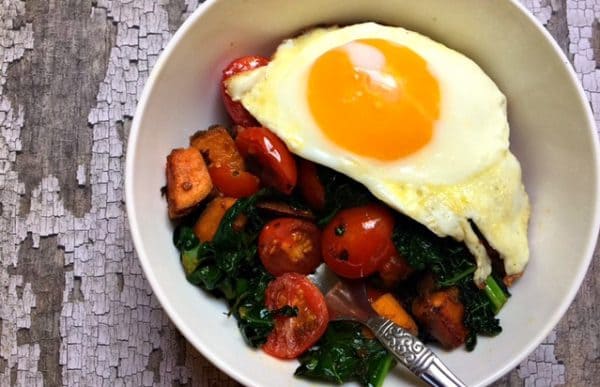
left=258, top=218, right=321, bottom=276
left=263, top=273, right=328, bottom=359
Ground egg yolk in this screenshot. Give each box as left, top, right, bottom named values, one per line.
left=307, top=39, right=440, bottom=160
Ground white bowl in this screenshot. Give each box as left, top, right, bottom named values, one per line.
left=125, top=0, right=600, bottom=386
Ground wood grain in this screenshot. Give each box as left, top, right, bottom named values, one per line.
left=0, top=0, right=598, bottom=386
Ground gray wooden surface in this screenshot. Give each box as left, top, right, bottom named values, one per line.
left=0, top=0, right=598, bottom=386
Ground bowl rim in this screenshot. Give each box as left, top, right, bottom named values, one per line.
left=125, top=0, right=600, bottom=386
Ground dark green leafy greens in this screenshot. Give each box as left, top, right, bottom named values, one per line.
left=174, top=190, right=281, bottom=347
left=392, top=218, right=509, bottom=350
left=316, top=165, right=374, bottom=225
left=295, top=322, right=395, bottom=387
left=174, top=188, right=396, bottom=386
left=173, top=164, right=512, bottom=387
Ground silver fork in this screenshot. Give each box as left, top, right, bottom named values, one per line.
left=308, top=264, right=467, bottom=387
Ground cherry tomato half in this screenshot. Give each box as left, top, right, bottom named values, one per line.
left=263, top=273, right=329, bottom=359
left=208, top=165, right=260, bottom=198
left=235, top=127, right=297, bottom=194
left=298, top=159, right=326, bottom=211
left=221, top=56, right=269, bottom=126
left=258, top=218, right=321, bottom=276
left=322, top=205, right=396, bottom=279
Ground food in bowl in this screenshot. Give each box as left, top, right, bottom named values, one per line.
left=163, top=22, right=529, bottom=386
left=227, top=22, right=530, bottom=285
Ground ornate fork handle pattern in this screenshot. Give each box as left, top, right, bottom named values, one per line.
left=367, top=316, right=467, bottom=387
left=368, top=317, right=434, bottom=373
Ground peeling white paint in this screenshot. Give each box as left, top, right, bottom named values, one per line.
left=76, top=164, right=87, bottom=187
left=518, top=331, right=566, bottom=385
left=58, top=1, right=191, bottom=384
left=567, top=0, right=600, bottom=122
left=0, top=1, right=40, bottom=386
left=521, top=0, right=555, bottom=25
left=0, top=0, right=202, bottom=385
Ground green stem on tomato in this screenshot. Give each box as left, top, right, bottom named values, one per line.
left=484, top=276, right=508, bottom=314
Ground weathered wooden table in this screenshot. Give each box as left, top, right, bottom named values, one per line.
left=0, top=0, right=598, bottom=386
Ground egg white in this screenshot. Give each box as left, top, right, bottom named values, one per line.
left=227, top=22, right=509, bottom=185
left=227, top=22, right=530, bottom=284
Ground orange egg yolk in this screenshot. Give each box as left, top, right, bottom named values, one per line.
left=307, top=39, right=440, bottom=160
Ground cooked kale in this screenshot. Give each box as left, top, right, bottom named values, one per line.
left=174, top=190, right=280, bottom=347
left=233, top=267, right=275, bottom=346
left=175, top=188, right=396, bottom=386
left=316, top=166, right=374, bottom=226
left=392, top=217, right=508, bottom=350
left=295, top=321, right=395, bottom=387
left=391, top=218, right=443, bottom=271
left=461, top=276, right=504, bottom=350
left=174, top=164, right=513, bottom=386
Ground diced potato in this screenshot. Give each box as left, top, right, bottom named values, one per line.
left=190, top=125, right=245, bottom=170
left=194, top=197, right=247, bottom=242
left=412, top=277, right=468, bottom=349
left=371, top=293, right=418, bottom=335
left=166, top=148, right=212, bottom=219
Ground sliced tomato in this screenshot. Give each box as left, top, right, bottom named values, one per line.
left=221, top=56, right=269, bottom=126
left=235, top=127, right=297, bottom=194
left=258, top=218, right=321, bottom=276
left=322, top=205, right=396, bottom=279
left=298, top=159, right=326, bottom=211
left=263, top=273, right=329, bottom=359
left=208, top=165, right=260, bottom=198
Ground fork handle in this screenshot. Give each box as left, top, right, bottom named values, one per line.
left=367, top=316, right=467, bottom=387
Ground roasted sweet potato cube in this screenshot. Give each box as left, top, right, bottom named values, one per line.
left=194, top=197, right=247, bottom=242
left=190, top=126, right=245, bottom=170
left=371, top=293, right=418, bottom=335
left=194, top=197, right=235, bottom=242
left=412, top=279, right=468, bottom=349
left=166, top=148, right=212, bottom=219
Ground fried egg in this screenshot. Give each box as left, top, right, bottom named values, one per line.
left=226, top=22, right=530, bottom=285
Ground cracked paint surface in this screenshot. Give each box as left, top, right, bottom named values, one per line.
left=1, top=0, right=231, bottom=385
left=567, top=0, right=600, bottom=120
left=0, top=0, right=598, bottom=386
left=0, top=0, right=39, bottom=386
